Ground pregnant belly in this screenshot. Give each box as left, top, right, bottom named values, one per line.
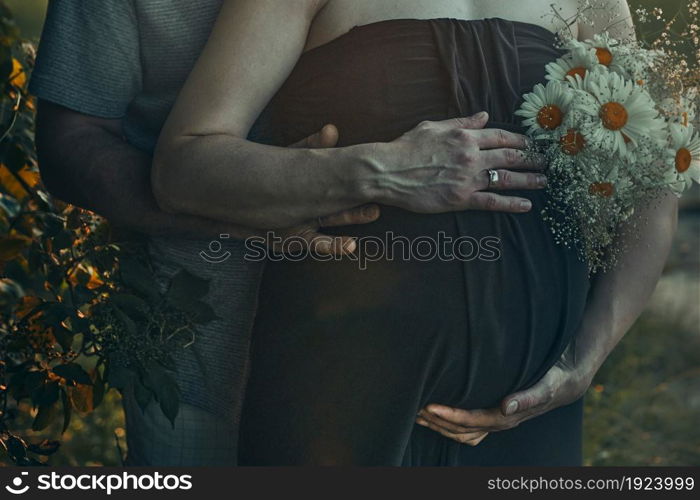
left=254, top=195, right=590, bottom=410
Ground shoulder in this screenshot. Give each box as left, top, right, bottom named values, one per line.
left=577, top=0, right=635, bottom=41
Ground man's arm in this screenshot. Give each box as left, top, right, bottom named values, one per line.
left=36, top=100, right=260, bottom=239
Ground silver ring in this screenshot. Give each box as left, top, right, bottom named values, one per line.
left=486, top=169, right=499, bottom=189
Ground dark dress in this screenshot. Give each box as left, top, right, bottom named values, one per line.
left=240, top=18, right=591, bottom=466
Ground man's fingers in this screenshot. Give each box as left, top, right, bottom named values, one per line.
left=270, top=229, right=357, bottom=256
left=416, top=417, right=489, bottom=446
left=289, top=124, right=339, bottom=149
left=474, top=129, right=530, bottom=150
left=468, top=192, right=533, bottom=213
left=318, top=204, right=380, bottom=228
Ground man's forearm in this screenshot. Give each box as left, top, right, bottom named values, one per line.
left=573, top=191, right=679, bottom=377
left=36, top=102, right=259, bottom=240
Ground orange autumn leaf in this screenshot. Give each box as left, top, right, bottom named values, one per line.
left=68, top=264, right=105, bottom=290
left=15, top=295, right=42, bottom=320
left=0, top=165, right=39, bottom=200
left=0, top=236, right=30, bottom=261
left=68, top=384, right=94, bottom=415
left=9, top=57, right=26, bottom=88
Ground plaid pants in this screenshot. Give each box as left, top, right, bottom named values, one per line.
left=119, top=236, right=264, bottom=466
left=121, top=380, right=239, bottom=466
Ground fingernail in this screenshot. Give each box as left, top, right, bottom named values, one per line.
left=520, top=200, right=532, bottom=212
left=505, top=400, right=519, bottom=416
left=427, top=406, right=443, bottom=416
left=475, top=111, right=488, bottom=120
left=537, top=175, right=547, bottom=187
left=416, top=418, right=428, bottom=427
left=342, top=238, right=357, bottom=253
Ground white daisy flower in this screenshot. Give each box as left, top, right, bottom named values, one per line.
left=545, top=47, right=601, bottom=83
left=559, top=128, right=588, bottom=156
left=586, top=161, right=634, bottom=205
left=573, top=70, right=667, bottom=159
left=515, top=80, right=574, bottom=138
left=570, top=32, right=620, bottom=68
left=664, top=123, right=700, bottom=193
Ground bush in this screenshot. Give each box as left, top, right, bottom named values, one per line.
left=0, top=4, right=212, bottom=465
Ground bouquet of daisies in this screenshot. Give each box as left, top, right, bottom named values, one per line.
left=516, top=32, right=699, bottom=272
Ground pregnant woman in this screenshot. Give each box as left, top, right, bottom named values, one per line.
left=153, top=0, right=677, bottom=465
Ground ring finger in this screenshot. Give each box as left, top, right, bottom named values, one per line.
left=478, top=169, right=547, bottom=191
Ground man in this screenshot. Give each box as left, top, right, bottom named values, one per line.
left=31, top=1, right=576, bottom=465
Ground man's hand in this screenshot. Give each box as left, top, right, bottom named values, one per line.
left=283, top=124, right=379, bottom=255
left=376, top=111, right=547, bottom=214
left=416, top=342, right=592, bottom=446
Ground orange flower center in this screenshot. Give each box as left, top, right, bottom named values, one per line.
left=537, top=105, right=563, bottom=130
left=560, top=129, right=586, bottom=155
left=589, top=182, right=615, bottom=198
left=600, top=102, right=628, bottom=131
left=595, top=47, right=613, bottom=66
left=565, top=67, right=587, bottom=79
left=675, top=148, right=692, bottom=173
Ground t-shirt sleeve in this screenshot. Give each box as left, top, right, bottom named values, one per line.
left=28, top=0, right=141, bottom=118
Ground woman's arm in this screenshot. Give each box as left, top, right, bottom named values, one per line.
left=416, top=0, right=681, bottom=443
left=152, top=0, right=546, bottom=229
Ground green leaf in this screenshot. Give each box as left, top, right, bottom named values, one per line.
left=28, top=440, right=60, bottom=456
left=112, top=305, right=137, bottom=336
left=32, top=380, right=59, bottom=408
left=43, top=302, right=69, bottom=327
left=22, top=370, right=46, bottom=396
left=188, top=300, right=219, bottom=324
left=32, top=402, right=59, bottom=432
left=167, top=269, right=210, bottom=308
left=60, top=388, right=72, bottom=434
left=4, top=436, right=27, bottom=462
left=52, top=230, right=73, bottom=251
left=92, top=370, right=105, bottom=408
left=52, top=363, right=93, bottom=386
left=2, top=143, right=26, bottom=173
left=111, top=293, right=149, bottom=319
left=105, top=362, right=134, bottom=391
left=0, top=237, right=28, bottom=261
left=119, top=257, right=161, bottom=302
left=142, top=362, right=180, bottom=428
left=52, top=325, right=74, bottom=351
left=133, top=376, right=153, bottom=414
left=41, top=213, right=64, bottom=238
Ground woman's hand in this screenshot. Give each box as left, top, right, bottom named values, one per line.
left=416, top=341, right=592, bottom=446
left=372, top=112, right=548, bottom=214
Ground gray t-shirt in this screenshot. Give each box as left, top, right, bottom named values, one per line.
left=30, top=0, right=264, bottom=426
